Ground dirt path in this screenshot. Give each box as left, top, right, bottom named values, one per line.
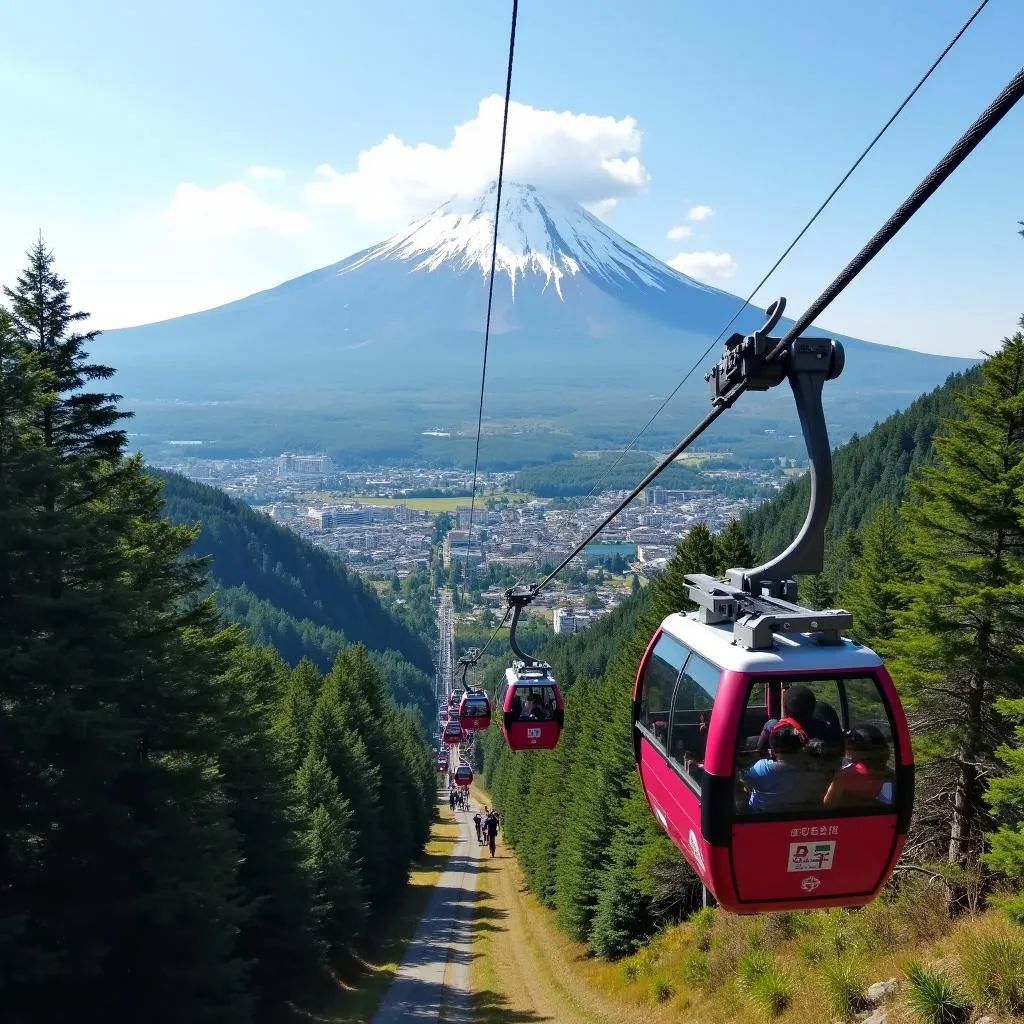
left=464, top=789, right=662, bottom=1024
left=369, top=791, right=479, bottom=1024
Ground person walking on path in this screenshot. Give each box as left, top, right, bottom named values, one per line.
left=484, top=810, right=498, bottom=858
left=473, top=811, right=483, bottom=844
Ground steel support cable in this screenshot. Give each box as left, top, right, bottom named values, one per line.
left=466, top=0, right=519, bottom=578
left=573, top=0, right=992, bottom=507
left=767, top=63, right=1024, bottom=361
left=477, top=606, right=513, bottom=663
left=532, top=63, right=1024, bottom=598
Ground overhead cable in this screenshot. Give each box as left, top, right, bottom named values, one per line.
left=466, top=0, right=520, bottom=572
left=532, top=62, right=1024, bottom=596
left=576, top=0, right=993, bottom=504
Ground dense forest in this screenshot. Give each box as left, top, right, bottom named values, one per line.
left=482, top=328, right=1024, bottom=958
left=0, top=242, right=438, bottom=1022
left=742, top=365, right=979, bottom=561
left=154, top=470, right=436, bottom=719
left=514, top=452, right=774, bottom=499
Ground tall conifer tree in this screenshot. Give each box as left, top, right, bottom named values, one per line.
left=888, top=335, right=1024, bottom=866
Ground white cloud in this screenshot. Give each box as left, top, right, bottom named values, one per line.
left=162, top=180, right=310, bottom=239
left=667, top=251, right=736, bottom=280
left=247, top=165, right=285, bottom=180
left=667, top=224, right=692, bottom=240
left=687, top=204, right=715, bottom=222
left=306, top=95, right=650, bottom=223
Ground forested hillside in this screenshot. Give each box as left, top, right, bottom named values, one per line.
left=742, top=366, right=979, bottom=561
left=0, top=242, right=438, bottom=1022
left=483, top=333, right=1024, bottom=970
left=155, top=470, right=435, bottom=714
left=515, top=452, right=770, bottom=499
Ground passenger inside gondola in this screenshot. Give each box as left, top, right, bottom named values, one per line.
left=514, top=686, right=553, bottom=720
left=755, top=684, right=842, bottom=757
left=742, top=724, right=826, bottom=811
left=825, top=725, right=894, bottom=807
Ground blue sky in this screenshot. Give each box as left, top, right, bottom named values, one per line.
left=1, top=0, right=1021, bottom=356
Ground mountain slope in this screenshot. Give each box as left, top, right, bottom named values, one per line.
left=741, top=364, right=980, bottom=560
left=154, top=471, right=435, bottom=706
left=98, top=183, right=974, bottom=460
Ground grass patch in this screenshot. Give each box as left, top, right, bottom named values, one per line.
left=960, top=931, right=1024, bottom=1015
left=904, top=961, right=971, bottom=1024
left=299, top=799, right=459, bottom=1023
left=821, top=958, right=867, bottom=1020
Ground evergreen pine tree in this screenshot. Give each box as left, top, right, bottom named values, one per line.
left=799, top=571, right=835, bottom=610
left=715, top=518, right=754, bottom=570
left=3, top=237, right=128, bottom=494
left=982, top=695, right=1024, bottom=923
left=296, top=752, right=368, bottom=949
left=888, top=335, right=1024, bottom=866
left=218, top=644, right=322, bottom=1018
left=841, top=503, right=914, bottom=647
left=588, top=820, right=653, bottom=958
left=0, top=248, right=250, bottom=1022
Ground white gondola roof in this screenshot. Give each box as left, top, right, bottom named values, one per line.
left=660, top=611, right=883, bottom=674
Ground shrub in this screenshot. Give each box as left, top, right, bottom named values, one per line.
left=649, top=976, right=674, bottom=1003
left=620, top=960, right=640, bottom=983
left=749, top=967, right=794, bottom=1019
left=760, top=910, right=805, bottom=943
left=681, top=951, right=710, bottom=988
left=960, top=933, right=1024, bottom=1015
left=691, top=905, right=716, bottom=952
left=736, top=949, right=775, bottom=992
left=904, top=961, right=971, bottom=1024
left=821, top=958, right=867, bottom=1021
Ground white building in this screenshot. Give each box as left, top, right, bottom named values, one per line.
left=279, top=453, right=332, bottom=478
left=553, top=607, right=593, bottom=634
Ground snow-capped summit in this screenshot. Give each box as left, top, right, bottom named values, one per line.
left=97, top=182, right=974, bottom=418
left=342, top=182, right=709, bottom=299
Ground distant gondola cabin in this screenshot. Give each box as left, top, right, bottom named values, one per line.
left=459, top=691, right=492, bottom=732
left=442, top=719, right=464, bottom=745
left=499, top=663, right=564, bottom=751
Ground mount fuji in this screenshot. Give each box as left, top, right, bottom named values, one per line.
left=97, top=182, right=975, bottom=459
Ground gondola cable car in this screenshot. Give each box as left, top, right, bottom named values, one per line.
left=495, top=299, right=913, bottom=911
left=442, top=718, right=464, bottom=746
left=457, top=648, right=493, bottom=732
left=497, top=592, right=564, bottom=751
left=627, top=300, right=913, bottom=913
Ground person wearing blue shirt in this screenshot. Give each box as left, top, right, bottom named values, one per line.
left=744, top=724, right=824, bottom=812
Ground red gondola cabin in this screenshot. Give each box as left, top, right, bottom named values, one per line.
left=459, top=691, right=492, bottom=732
left=632, top=611, right=913, bottom=914
left=442, top=719, right=464, bottom=745
left=499, top=662, right=564, bottom=751
left=454, top=763, right=474, bottom=787
left=436, top=750, right=449, bottom=772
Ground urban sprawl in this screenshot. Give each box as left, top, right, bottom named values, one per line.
left=157, top=452, right=775, bottom=634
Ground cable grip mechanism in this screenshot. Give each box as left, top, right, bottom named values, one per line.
left=458, top=647, right=481, bottom=689
left=505, top=584, right=540, bottom=665
left=705, top=296, right=845, bottom=599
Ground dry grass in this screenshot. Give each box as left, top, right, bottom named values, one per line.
left=465, top=800, right=1024, bottom=1024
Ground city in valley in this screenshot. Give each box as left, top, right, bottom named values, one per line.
left=156, top=450, right=788, bottom=639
